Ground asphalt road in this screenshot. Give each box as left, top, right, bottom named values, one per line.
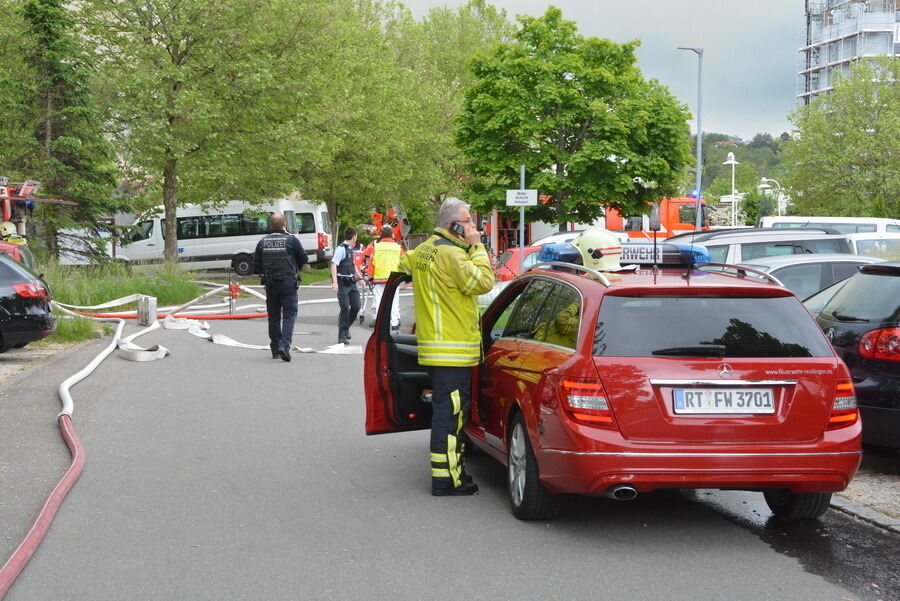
left=1, top=287, right=898, bottom=601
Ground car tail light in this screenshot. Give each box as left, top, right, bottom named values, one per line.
left=318, top=233, right=327, bottom=250
left=859, top=328, right=900, bottom=362
left=827, top=378, right=858, bottom=429
left=13, top=283, right=47, bottom=299
left=560, top=378, right=616, bottom=428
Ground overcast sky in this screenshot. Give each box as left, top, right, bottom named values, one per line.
left=403, top=0, right=805, bottom=140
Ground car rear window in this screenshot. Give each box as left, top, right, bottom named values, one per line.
left=496, top=251, right=512, bottom=267
left=594, top=296, right=833, bottom=357
left=819, top=272, right=900, bottom=322
left=802, top=238, right=849, bottom=253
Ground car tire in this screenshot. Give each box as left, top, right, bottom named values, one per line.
left=764, top=490, right=832, bottom=520
left=13, top=342, right=27, bottom=348
left=507, top=412, right=561, bottom=520
left=232, top=254, right=254, bottom=276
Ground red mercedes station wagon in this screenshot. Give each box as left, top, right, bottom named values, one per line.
left=364, top=246, right=862, bottom=521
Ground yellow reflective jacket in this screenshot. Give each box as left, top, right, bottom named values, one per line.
left=372, top=238, right=402, bottom=283
left=399, top=229, right=495, bottom=367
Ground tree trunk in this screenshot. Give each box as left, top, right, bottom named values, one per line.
left=325, top=198, right=338, bottom=243
left=163, top=155, right=178, bottom=264
left=44, top=91, right=53, bottom=159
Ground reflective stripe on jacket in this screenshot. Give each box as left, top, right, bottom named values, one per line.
left=399, top=229, right=494, bottom=367
left=372, top=238, right=402, bottom=283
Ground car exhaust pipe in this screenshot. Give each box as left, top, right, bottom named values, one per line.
left=606, top=485, right=638, bottom=501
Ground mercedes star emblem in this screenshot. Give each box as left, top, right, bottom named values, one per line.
left=717, top=363, right=734, bottom=379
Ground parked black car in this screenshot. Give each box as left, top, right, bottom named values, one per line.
left=0, top=253, right=55, bottom=352
left=810, top=261, right=900, bottom=448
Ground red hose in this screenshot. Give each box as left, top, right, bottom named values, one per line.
left=72, top=311, right=268, bottom=320
left=0, top=415, right=85, bottom=599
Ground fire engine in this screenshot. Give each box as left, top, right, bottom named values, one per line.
left=604, top=196, right=710, bottom=240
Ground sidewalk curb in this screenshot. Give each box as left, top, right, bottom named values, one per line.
left=832, top=495, right=900, bottom=535
left=3, top=338, right=104, bottom=390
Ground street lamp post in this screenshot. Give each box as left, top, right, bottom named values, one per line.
left=723, top=152, right=739, bottom=226
left=757, top=177, right=783, bottom=216
left=678, top=46, right=704, bottom=231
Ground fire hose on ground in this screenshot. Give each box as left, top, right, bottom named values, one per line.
left=0, top=280, right=371, bottom=598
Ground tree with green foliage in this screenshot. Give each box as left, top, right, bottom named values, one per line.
left=456, top=7, right=692, bottom=230
left=0, top=0, right=117, bottom=256
left=299, top=1, right=447, bottom=238
left=300, top=0, right=513, bottom=237
left=415, top=0, right=513, bottom=215
left=783, top=57, right=899, bottom=218
left=739, top=189, right=774, bottom=226
left=82, top=0, right=346, bottom=262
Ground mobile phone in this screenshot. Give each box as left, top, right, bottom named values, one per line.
left=449, top=222, right=466, bottom=236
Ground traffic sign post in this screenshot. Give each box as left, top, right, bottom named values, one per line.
left=505, top=189, right=538, bottom=206
left=508, top=165, right=537, bottom=274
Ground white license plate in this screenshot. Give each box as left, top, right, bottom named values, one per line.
left=673, top=388, right=775, bottom=414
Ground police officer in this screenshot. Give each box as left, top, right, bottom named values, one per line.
left=369, top=225, right=403, bottom=331
left=253, top=212, right=308, bottom=362
left=330, top=226, right=363, bottom=344
left=398, top=197, right=494, bottom=496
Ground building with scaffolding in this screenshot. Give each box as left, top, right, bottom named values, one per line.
left=798, top=0, right=898, bottom=102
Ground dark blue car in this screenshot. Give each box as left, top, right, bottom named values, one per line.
left=0, top=253, right=55, bottom=352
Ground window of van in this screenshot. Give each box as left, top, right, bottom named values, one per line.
left=888, top=224, right=900, bottom=233
left=298, top=213, right=316, bottom=234
left=129, top=220, right=154, bottom=242
left=321, top=212, right=331, bottom=234
left=204, top=214, right=241, bottom=237
left=240, top=214, right=269, bottom=236
left=177, top=216, right=201, bottom=239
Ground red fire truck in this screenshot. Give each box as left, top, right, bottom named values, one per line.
left=605, top=196, right=710, bottom=240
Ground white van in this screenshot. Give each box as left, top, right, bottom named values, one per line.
left=119, top=199, right=332, bottom=275
left=760, top=215, right=900, bottom=234
left=845, top=232, right=900, bottom=258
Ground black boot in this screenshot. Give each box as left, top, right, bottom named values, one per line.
left=432, top=481, right=479, bottom=496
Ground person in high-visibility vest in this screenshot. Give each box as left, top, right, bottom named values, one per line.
left=0, top=221, right=26, bottom=245
left=398, top=197, right=494, bottom=496
left=369, top=225, right=403, bottom=330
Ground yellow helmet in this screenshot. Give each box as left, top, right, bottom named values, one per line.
left=0, top=222, right=16, bottom=238
left=573, top=228, right=622, bottom=272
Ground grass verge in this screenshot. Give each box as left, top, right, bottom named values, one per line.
left=37, top=263, right=205, bottom=345
left=302, top=267, right=332, bottom=284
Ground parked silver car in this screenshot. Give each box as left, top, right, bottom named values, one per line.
left=737, top=254, right=883, bottom=299
left=667, top=227, right=851, bottom=264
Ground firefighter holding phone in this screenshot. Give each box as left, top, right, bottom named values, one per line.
left=398, top=197, right=495, bottom=496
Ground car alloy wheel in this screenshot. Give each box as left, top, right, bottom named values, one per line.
left=507, top=413, right=561, bottom=520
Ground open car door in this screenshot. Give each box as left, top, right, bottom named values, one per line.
left=364, top=273, right=433, bottom=435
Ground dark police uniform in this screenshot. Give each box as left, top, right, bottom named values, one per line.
left=253, top=230, right=308, bottom=358
left=333, top=241, right=360, bottom=343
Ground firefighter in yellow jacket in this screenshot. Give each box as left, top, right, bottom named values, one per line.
left=399, top=197, right=494, bottom=496
left=369, top=225, right=403, bottom=330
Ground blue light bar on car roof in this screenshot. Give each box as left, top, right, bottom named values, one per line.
left=536, top=243, right=581, bottom=264
left=535, top=242, right=710, bottom=268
